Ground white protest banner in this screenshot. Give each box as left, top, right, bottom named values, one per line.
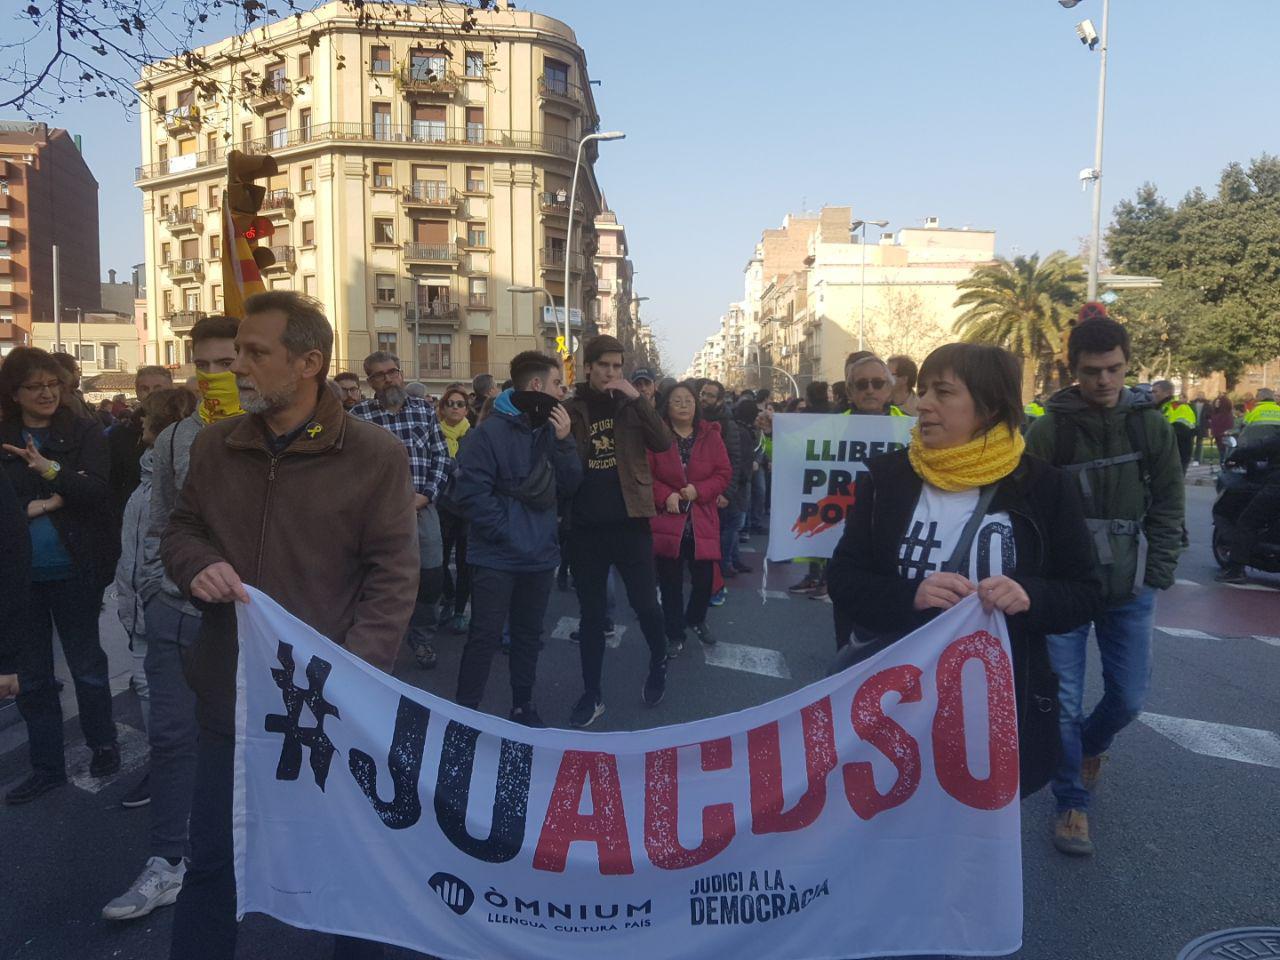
left=234, top=588, right=1022, bottom=959
left=767, top=412, right=914, bottom=562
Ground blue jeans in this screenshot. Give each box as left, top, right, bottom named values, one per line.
left=718, top=508, right=744, bottom=576
left=1046, top=587, right=1156, bottom=812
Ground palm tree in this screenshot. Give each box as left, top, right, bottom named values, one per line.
left=952, top=252, right=1085, bottom=394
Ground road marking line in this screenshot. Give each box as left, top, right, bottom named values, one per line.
left=760, top=590, right=791, bottom=601
left=1254, top=635, right=1280, bottom=648
left=739, top=547, right=759, bottom=554
left=1175, top=579, right=1201, bottom=587
left=1140, top=712, right=1280, bottom=770
left=550, top=617, right=622, bottom=649
left=1222, top=581, right=1280, bottom=592
left=703, top=641, right=791, bottom=679
left=1157, top=627, right=1217, bottom=640
left=69, top=724, right=149, bottom=794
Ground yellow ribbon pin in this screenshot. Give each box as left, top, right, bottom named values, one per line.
left=306, top=423, right=323, bottom=439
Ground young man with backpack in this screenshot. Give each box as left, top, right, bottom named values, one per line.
left=1025, top=316, right=1184, bottom=857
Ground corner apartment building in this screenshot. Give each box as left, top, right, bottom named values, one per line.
left=134, top=0, right=606, bottom=385
left=0, top=121, right=101, bottom=355
left=592, top=208, right=641, bottom=356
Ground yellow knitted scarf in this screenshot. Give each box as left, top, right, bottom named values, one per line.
left=907, top=423, right=1025, bottom=492
left=439, top=417, right=470, bottom=458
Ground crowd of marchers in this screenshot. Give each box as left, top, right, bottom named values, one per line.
left=2, top=292, right=1278, bottom=960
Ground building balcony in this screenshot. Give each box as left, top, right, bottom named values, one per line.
left=540, top=247, right=585, bottom=274
left=164, top=207, right=203, bottom=233
left=163, top=258, right=205, bottom=280
left=165, top=310, right=207, bottom=332
left=162, top=104, right=201, bottom=135
left=403, top=242, right=460, bottom=265
left=402, top=182, right=462, bottom=210
left=0, top=291, right=18, bottom=308
left=0, top=191, right=9, bottom=211
left=537, top=75, right=585, bottom=111
left=539, top=191, right=585, bottom=219
left=248, top=77, right=293, bottom=113
left=261, top=190, right=294, bottom=218
left=405, top=300, right=460, bottom=326
left=262, top=246, right=295, bottom=271
left=0, top=257, right=11, bottom=276
left=397, top=64, right=461, bottom=98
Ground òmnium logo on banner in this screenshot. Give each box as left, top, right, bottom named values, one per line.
left=232, top=587, right=1024, bottom=960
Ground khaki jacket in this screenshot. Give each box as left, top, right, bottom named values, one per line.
left=564, top=385, right=671, bottom=519
left=161, top=385, right=419, bottom=733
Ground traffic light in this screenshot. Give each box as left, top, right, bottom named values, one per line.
left=221, top=149, right=278, bottom=318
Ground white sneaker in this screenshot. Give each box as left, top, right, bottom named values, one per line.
left=102, top=856, right=186, bottom=920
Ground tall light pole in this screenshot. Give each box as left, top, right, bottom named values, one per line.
left=851, top=218, right=889, bottom=352
left=1061, top=0, right=1109, bottom=300
left=507, top=284, right=559, bottom=354
left=565, top=130, right=625, bottom=368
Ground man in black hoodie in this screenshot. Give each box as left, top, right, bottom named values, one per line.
left=564, top=335, right=672, bottom=727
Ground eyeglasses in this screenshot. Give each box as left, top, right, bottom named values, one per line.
left=20, top=380, right=61, bottom=395
left=853, top=378, right=888, bottom=392
left=443, top=400, right=468, bottom=409
left=368, top=369, right=401, bottom=384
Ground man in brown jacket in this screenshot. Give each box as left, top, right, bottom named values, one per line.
left=161, top=291, right=417, bottom=960
left=563, top=335, right=672, bottom=727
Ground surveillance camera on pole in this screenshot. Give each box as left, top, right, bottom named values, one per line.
left=1075, top=19, right=1100, bottom=49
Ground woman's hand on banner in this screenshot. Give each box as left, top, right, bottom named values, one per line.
left=191, top=561, right=251, bottom=605
left=976, top=576, right=1030, bottom=615
left=665, top=492, right=682, bottom=514
left=913, top=572, right=975, bottom=612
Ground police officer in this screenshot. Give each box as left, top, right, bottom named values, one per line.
left=1152, top=380, right=1196, bottom=473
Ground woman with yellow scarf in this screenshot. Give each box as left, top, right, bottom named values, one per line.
left=827, top=343, right=1101, bottom=803
left=437, top=383, right=472, bottom=633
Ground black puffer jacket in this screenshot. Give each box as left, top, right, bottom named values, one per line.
left=0, top=408, right=113, bottom=590
left=827, top=449, right=1102, bottom=797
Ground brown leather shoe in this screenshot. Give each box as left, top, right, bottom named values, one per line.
left=1081, top=754, right=1104, bottom=792
left=1053, top=810, right=1095, bottom=856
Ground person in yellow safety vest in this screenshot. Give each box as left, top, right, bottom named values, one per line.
left=1243, top=387, right=1280, bottom=426
left=1025, top=397, right=1046, bottom=419
left=1153, top=379, right=1196, bottom=474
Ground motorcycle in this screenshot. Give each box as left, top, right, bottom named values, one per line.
left=1211, top=441, right=1280, bottom=573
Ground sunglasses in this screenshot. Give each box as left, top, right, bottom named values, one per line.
left=443, top=400, right=468, bottom=409
left=853, top=378, right=888, bottom=392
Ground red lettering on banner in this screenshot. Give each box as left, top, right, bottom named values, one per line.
left=843, top=664, right=923, bottom=820
left=533, top=750, right=634, bottom=875
left=748, top=697, right=837, bottom=834
left=643, top=737, right=736, bottom=870
left=932, top=631, right=1019, bottom=810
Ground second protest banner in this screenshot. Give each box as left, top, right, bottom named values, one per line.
left=766, top=412, right=914, bottom=562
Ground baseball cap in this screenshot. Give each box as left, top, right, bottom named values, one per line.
left=631, top=368, right=656, bottom=384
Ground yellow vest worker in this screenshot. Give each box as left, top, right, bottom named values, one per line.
left=1162, top=399, right=1197, bottom=430
left=1025, top=401, right=1045, bottom=419
left=845, top=406, right=907, bottom=417
left=1243, top=399, right=1280, bottom=425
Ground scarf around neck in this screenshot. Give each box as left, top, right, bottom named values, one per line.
left=907, top=423, right=1025, bottom=492
left=439, top=416, right=470, bottom=458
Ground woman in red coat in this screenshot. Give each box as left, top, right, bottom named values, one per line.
left=648, top=381, right=732, bottom=654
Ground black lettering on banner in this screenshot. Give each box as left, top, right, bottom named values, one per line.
left=264, top=641, right=339, bottom=789
left=434, top=720, right=533, bottom=863
left=976, top=521, right=1015, bottom=581
left=348, top=696, right=431, bottom=829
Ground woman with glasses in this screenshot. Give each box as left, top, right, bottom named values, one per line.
left=437, top=383, right=472, bottom=633
left=0, top=347, right=119, bottom=804
left=647, top=381, right=732, bottom=654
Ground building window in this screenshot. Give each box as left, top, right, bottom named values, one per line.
left=298, top=107, right=312, bottom=141
left=207, top=184, right=220, bottom=208
left=162, top=290, right=174, bottom=313
left=266, top=61, right=286, bottom=90
left=372, top=162, right=393, bottom=189
left=209, top=234, right=221, bottom=258
left=418, top=333, right=452, bottom=374
left=211, top=284, right=223, bottom=310
left=409, top=50, right=448, bottom=81
left=465, top=107, right=484, bottom=144
left=377, top=332, right=397, bottom=355
left=184, top=289, right=200, bottom=311
left=371, top=45, right=392, bottom=74
left=298, top=51, right=311, bottom=77
left=266, top=114, right=287, bottom=149
left=465, top=166, right=485, bottom=193
left=303, top=274, right=316, bottom=297
left=160, top=242, right=172, bottom=264
left=373, top=218, right=395, bottom=244
left=165, top=340, right=176, bottom=365
left=155, top=95, right=168, bottom=117
left=411, top=104, right=445, bottom=142
left=466, top=222, right=486, bottom=248
left=301, top=220, right=315, bottom=246
left=468, top=277, right=488, bottom=308
left=375, top=274, right=397, bottom=304
left=158, top=143, right=168, bottom=163
left=465, top=52, right=485, bottom=78
left=544, top=58, right=569, bottom=95
left=101, top=343, right=118, bottom=369
left=241, top=122, right=253, bottom=145
left=300, top=165, right=314, bottom=192
left=75, top=342, right=95, bottom=363
left=206, top=132, right=219, bottom=154
left=372, top=102, right=392, bottom=141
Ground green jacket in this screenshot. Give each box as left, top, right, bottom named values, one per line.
left=1025, top=386, right=1184, bottom=606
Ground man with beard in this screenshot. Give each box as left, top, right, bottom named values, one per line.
left=161, top=291, right=417, bottom=959
left=563, top=335, right=672, bottom=727
left=332, top=370, right=363, bottom=411
left=351, top=351, right=451, bottom=669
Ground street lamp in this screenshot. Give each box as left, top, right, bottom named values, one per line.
left=506, top=284, right=561, bottom=354
left=565, top=130, right=625, bottom=367
left=851, top=218, right=889, bottom=352
left=1060, top=0, right=1109, bottom=301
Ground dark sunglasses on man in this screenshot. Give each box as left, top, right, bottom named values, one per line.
left=853, top=378, right=887, bottom=392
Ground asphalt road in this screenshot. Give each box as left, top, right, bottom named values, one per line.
left=1, top=483, right=1276, bottom=960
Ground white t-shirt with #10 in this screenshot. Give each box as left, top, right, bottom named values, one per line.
left=897, top=484, right=1017, bottom=583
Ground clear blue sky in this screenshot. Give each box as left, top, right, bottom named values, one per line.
left=34, top=0, right=1280, bottom=371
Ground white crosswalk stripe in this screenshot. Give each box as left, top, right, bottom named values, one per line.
left=550, top=616, right=623, bottom=649
left=69, top=724, right=149, bottom=794
left=1157, top=627, right=1217, bottom=640
left=1140, top=712, right=1280, bottom=770
left=703, top=641, right=791, bottom=679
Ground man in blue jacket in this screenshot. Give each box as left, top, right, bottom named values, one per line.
left=453, top=352, right=581, bottom=726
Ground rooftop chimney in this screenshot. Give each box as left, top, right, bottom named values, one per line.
left=924, top=216, right=940, bottom=229
left=108, top=269, right=117, bottom=284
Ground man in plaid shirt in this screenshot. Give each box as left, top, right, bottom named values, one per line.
left=352, top=351, right=451, bottom=668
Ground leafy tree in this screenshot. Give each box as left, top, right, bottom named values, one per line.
left=952, top=251, right=1086, bottom=393
left=1106, top=155, right=1280, bottom=388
